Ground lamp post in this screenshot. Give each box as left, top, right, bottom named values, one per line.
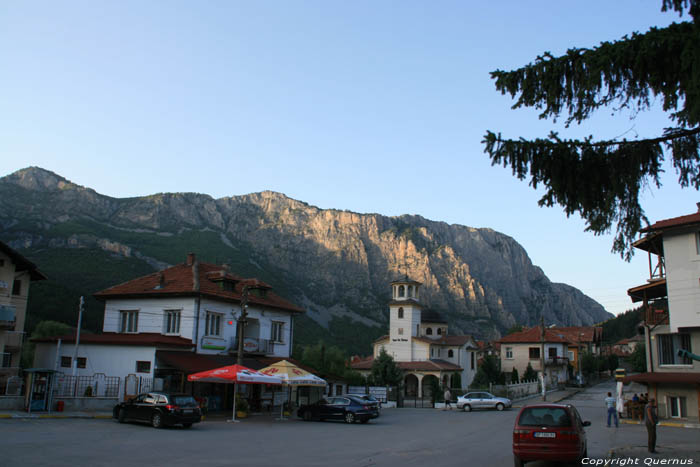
left=540, top=316, right=546, bottom=401
left=236, top=285, right=250, bottom=366
left=578, top=333, right=584, bottom=385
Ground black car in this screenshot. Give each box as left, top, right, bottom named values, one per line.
left=297, top=395, right=378, bottom=423
left=346, top=394, right=381, bottom=418
left=113, top=392, right=201, bottom=428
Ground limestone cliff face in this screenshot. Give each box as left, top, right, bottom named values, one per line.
left=0, top=167, right=611, bottom=339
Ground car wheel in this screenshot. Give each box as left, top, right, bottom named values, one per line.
left=151, top=413, right=164, bottom=429
left=496, top=403, right=505, bottom=411
left=345, top=412, right=355, bottom=424
left=182, top=423, right=193, bottom=429
left=117, top=409, right=126, bottom=423
left=463, top=404, right=471, bottom=412
left=514, top=455, right=525, bottom=467
left=303, top=411, right=312, bottom=422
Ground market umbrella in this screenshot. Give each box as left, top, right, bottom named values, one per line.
left=258, top=360, right=326, bottom=420
left=188, top=364, right=283, bottom=422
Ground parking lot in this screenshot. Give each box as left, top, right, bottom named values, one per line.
left=1, top=383, right=698, bottom=466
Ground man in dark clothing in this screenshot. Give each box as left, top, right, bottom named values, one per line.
left=644, top=398, right=659, bottom=453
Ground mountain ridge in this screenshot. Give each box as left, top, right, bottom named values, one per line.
left=0, top=167, right=612, bottom=354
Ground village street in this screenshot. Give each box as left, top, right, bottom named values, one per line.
left=1, top=381, right=698, bottom=467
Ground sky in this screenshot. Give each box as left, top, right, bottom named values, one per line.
left=1, top=1, right=697, bottom=317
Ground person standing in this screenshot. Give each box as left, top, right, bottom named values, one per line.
left=443, top=388, right=452, bottom=410
left=645, top=398, right=659, bottom=453
left=605, top=392, right=618, bottom=427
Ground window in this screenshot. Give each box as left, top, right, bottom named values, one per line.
left=548, top=348, right=557, bottom=358
left=76, top=357, right=86, bottom=369
left=2, top=352, right=12, bottom=368
left=398, top=328, right=404, bottom=335
left=471, top=352, right=475, bottom=370
left=448, top=349, right=454, bottom=358
left=136, top=361, right=151, bottom=373
left=61, top=356, right=72, bottom=368
left=398, top=307, right=404, bottom=319
left=657, top=333, right=692, bottom=365
left=398, top=285, right=405, bottom=297
left=668, top=396, right=687, bottom=418
left=568, top=350, right=574, bottom=361
left=119, top=310, right=139, bottom=333
left=426, top=328, right=433, bottom=335
left=696, top=232, right=700, bottom=255
left=437, top=348, right=441, bottom=357
left=205, top=311, right=222, bottom=336
left=437, top=328, right=442, bottom=335
left=505, top=347, right=513, bottom=359
left=529, top=347, right=540, bottom=359
left=11, top=279, right=21, bottom=296
left=271, top=321, right=284, bottom=343
left=164, top=310, right=181, bottom=334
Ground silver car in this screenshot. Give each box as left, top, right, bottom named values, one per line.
left=456, top=391, right=511, bottom=412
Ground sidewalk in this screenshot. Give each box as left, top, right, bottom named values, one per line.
left=609, top=443, right=700, bottom=463
left=511, top=387, right=581, bottom=407
left=0, top=410, right=113, bottom=420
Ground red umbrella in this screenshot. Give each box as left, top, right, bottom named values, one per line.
left=188, top=364, right=282, bottom=422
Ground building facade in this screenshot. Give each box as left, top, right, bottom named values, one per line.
left=351, top=277, right=478, bottom=396
left=499, top=327, right=571, bottom=385
left=625, top=205, right=700, bottom=422
left=0, top=241, right=46, bottom=394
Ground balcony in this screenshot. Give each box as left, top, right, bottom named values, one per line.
left=231, top=336, right=274, bottom=355
left=545, top=356, right=569, bottom=366
left=645, top=306, right=669, bottom=326
left=0, top=305, right=16, bottom=330
left=0, top=331, right=24, bottom=349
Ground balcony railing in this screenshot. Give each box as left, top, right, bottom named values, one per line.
left=231, top=336, right=274, bottom=355
left=645, top=306, right=669, bottom=326
left=0, top=331, right=24, bottom=349
left=545, top=356, right=569, bottom=366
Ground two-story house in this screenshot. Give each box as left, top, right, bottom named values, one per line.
left=625, top=205, right=700, bottom=422
left=350, top=277, right=478, bottom=397
left=0, top=241, right=46, bottom=394
left=33, top=253, right=304, bottom=403
left=499, top=327, right=570, bottom=385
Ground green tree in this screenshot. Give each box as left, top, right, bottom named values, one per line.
left=506, top=324, right=523, bottom=335
left=471, top=354, right=504, bottom=388
left=627, top=342, right=648, bottom=372
left=21, top=320, right=72, bottom=368
left=580, top=351, right=598, bottom=377
left=510, top=367, right=520, bottom=383
left=370, top=348, right=403, bottom=386
left=483, top=1, right=700, bottom=260
left=522, top=362, right=538, bottom=381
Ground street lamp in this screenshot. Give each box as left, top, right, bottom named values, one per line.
left=578, top=333, right=584, bottom=385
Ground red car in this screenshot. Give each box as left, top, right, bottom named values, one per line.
left=512, top=403, right=591, bottom=466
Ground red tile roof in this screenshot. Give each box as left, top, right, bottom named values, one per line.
left=349, top=357, right=462, bottom=371
left=94, top=258, right=304, bottom=314
left=32, top=332, right=194, bottom=348
left=641, top=210, right=700, bottom=233
left=623, top=372, right=700, bottom=384
left=498, top=327, right=572, bottom=344
left=551, top=326, right=602, bottom=344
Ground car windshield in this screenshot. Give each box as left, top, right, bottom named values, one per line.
left=172, top=396, right=198, bottom=407
left=518, top=407, right=572, bottom=427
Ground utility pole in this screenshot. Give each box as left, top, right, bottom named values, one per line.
left=540, top=315, right=546, bottom=401
left=236, top=285, right=250, bottom=366
left=72, top=296, right=84, bottom=377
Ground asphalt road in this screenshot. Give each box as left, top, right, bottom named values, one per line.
left=1, top=382, right=697, bottom=467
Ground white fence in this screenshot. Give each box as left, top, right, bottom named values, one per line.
left=347, top=386, right=388, bottom=403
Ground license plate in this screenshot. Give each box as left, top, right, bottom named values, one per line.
left=534, top=432, right=556, bottom=438
left=183, top=409, right=193, bottom=414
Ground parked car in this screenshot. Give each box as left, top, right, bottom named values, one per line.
left=113, top=392, right=202, bottom=428
left=297, top=395, right=378, bottom=423
left=512, top=403, right=590, bottom=467
left=346, top=394, right=381, bottom=417
left=457, top=391, right=512, bottom=411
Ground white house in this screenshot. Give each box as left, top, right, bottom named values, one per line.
left=499, top=327, right=571, bottom=385
left=351, top=277, right=478, bottom=397
left=33, top=253, right=304, bottom=404
left=625, top=205, right=700, bottom=422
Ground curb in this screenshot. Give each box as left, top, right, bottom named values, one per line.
left=621, top=419, right=700, bottom=429
left=0, top=413, right=113, bottom=420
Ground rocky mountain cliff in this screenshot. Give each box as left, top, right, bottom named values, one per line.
left=0, top=167, right=611, bottom=353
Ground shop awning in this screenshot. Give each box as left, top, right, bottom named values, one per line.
left=622, top=372, right=700, bottom=385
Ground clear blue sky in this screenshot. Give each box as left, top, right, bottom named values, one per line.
left=1, top=1, right=696, bottom=317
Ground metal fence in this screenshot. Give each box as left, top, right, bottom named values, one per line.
left=53, top=373, right=121, bottom=398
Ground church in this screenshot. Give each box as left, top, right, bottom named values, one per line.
left=351, top=277, right=478, bottom=397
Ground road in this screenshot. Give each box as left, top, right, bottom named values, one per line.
left=1, top=382, right=697, bottom=466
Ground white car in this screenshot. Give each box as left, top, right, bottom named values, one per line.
left=456, top=391, right=511, bottom=412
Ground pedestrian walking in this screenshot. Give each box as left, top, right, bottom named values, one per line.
left=645, top=398, right=659, bottom=453
left=605, top=392, right=618, bottom=427
left=443, top=388, right=452, bottom=410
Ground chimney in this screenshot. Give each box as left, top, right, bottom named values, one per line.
left=158, top=272, right=165, bottom=289
left=186, top=253, right=196, bottom=266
